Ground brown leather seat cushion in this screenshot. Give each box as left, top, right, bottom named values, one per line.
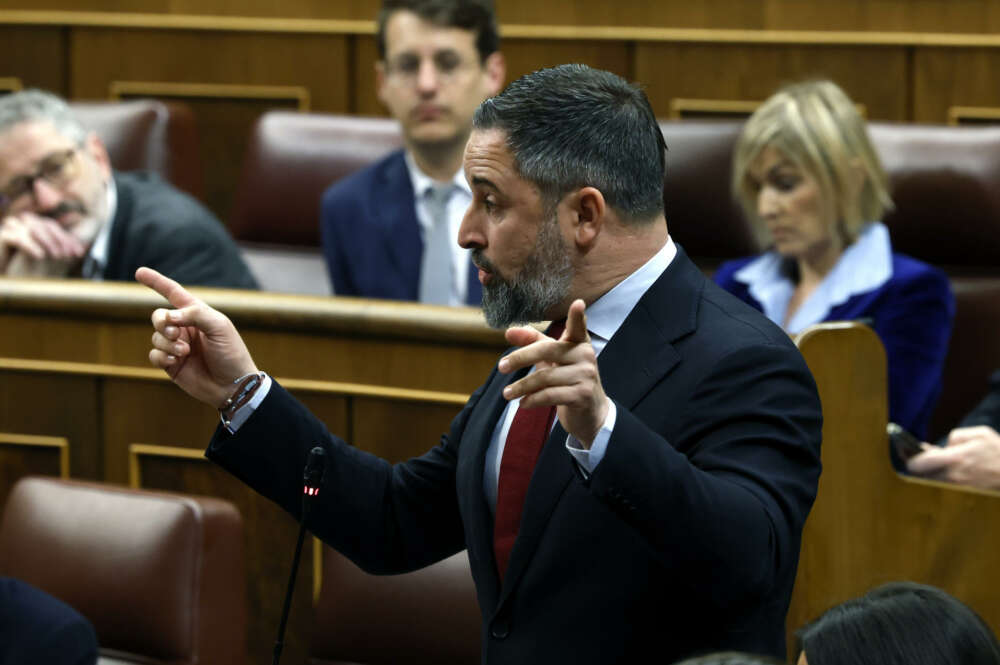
left=0, top=477, right=247, bottom=665
left=309, top=548, right=480, bottom=665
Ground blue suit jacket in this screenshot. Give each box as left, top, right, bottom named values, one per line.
left=320, top=149, right=482, bottom=304
left=208, top=247, right=823, bottom=664
left=715, top=252, right=955, bottom=440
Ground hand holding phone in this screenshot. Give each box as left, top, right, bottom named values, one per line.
left=887, top=422, right=925, bottom=460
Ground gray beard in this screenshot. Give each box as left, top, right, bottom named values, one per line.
left=477, top=216, right=573, bottom=329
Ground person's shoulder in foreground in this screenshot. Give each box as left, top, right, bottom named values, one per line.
left=109, top=170, right=258, bottom=289
left=0, top=576, right=98, bottom=665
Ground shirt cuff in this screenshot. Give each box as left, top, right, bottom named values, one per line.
left=565, top=399, right=617, bottom=474
left=222, top=373, right=272, bottom=434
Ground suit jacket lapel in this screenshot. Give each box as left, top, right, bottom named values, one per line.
left=494, top=246, right=705, bottom=602
left=374, top=151, right=422, bottom=293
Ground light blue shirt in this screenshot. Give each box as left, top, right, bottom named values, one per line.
left=733, top=221, right=893, bottom=334
left=483, top=236, right=677, bottom=513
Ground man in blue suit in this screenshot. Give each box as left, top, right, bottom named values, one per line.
left=139, top=65, right=822, bottom=664
left=320, top=0, right=505, bottom=305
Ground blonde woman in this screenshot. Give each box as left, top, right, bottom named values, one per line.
left=715, top=80, right=954, bottom=443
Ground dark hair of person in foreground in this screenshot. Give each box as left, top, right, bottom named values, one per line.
left=796, top=581, right=1000, bottom=665
left=672, top=651, right=785, bottom=665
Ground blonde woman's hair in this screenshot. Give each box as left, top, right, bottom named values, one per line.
left=732, top=80, right=893, bottom=247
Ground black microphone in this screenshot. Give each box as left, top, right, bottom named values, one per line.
left=303, top=446, right=326, bottom=497
left=273, top=446, right=326, bottom=665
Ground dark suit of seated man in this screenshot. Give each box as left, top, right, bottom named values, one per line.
left=908, top=369, right=1000, bottom=490
left=139, top=65, right=823, bottom=664
left=0, top=577, right=98, bottom=665
left=320, top=0, right=504, bottom=305
left=0, top=89, right=257, bottom=290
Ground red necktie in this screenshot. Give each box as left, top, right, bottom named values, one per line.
left=493, top=320, right=565, bottom=581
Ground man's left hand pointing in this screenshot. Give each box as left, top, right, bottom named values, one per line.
left=498, top=299, right=610, bottom=448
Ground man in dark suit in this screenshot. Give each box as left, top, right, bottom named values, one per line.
left=0, top=89, right=257, bottom=289
left=320, top=0, right=505, bottom=305
left=0, top=577, right=98, bottom=665
left=908, top=370, right=1000, bottom=490
left=138, top=65, right=823, bottom=663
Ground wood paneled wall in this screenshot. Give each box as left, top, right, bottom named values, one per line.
left=3, top=5, right=1000, bottom=221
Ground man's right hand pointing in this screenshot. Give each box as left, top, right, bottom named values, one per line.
left=136, top=266, right=258, bottom=408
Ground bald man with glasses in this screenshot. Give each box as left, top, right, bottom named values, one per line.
left=0, top=89, right=257, bottom=289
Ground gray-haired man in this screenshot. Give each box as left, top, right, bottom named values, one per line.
left=0, top=89, right=256, bottom=289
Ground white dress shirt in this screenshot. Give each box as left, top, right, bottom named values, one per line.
left=82, top=178, right=118, bottom=280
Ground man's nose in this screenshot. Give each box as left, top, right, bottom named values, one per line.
left=416, top=59, right=441, bottom=95
left=757, top=187, right=779, bottom=220
left=458, top=206, right=484, bottom=250
left=31, top=178, right=63, bottom=213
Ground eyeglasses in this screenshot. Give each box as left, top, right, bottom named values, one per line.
left=384, top=50, right=479, bottom=84
left=0, top=148, right=78, bottom=212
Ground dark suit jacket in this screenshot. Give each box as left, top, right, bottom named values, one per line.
left=716, top=252, right=954, bottom=440
left=208, top=247, right=823, bottom=664
left=952, top=370, right=1000, bottom=433
left=103, top=171, right=258, bottom=289
left=0, top=577, right=98, bottom=665
left=320, top=149, right=482, bottom=303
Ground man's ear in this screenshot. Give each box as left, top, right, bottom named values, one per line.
left=375, top=60, right=388, bottom=107
left=566, top=186, right=605, bottom=250
left=482, top=51, right=506, bottom=97
left=85, top=132, right=112, bottom=181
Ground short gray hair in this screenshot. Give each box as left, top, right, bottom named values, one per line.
left=0, top=89, right=87, bottom=145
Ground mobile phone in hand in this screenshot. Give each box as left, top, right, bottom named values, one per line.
left=887, top=422, right=924, bottom=460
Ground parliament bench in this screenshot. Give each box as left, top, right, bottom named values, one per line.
left=788, top=322, right=1000, bottom=647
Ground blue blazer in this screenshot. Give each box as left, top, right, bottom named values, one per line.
left=208, top=247, right=823, bottom=664
left=715, top=253, right=955, bottom=440
left=320, top=149, right=482, bottom=304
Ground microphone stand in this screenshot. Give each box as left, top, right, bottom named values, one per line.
left=272, top=446, right=326, bottom=665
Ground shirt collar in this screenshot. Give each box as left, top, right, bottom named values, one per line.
left=584, top=235, right=677, bottom=345
left=84, top=176, right=117, bottom=279
left=404, top=150, right=470, bottom=198
left=733, top=221, right=893, bottom=333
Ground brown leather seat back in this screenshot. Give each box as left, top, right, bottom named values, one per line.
left=659, top=120, right=758, bottom=268
left=929, top=277, right=1000, bottom=439
left=0, top=477, right=247, bottom=665
left=70, top=99, right=203, bottom=200
left=309, top=547, right=480, bottom=665
left=230, top=112, right=402, bottom=247
left=870, top=122, right=1000, bottom=275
